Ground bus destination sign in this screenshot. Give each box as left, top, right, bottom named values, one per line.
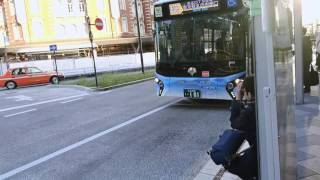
left=169, top=0, right=220, bottom=15
left=155, top=0, right=243, bottom=19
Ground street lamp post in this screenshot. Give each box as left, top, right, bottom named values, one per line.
left=134, top=0, right=145, bottom=74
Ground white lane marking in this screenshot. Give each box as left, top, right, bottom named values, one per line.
left=4, top=109, right=37, bottom=118
left=60, top=98, right=83, bottom=104
left=0, top=94, right=89, bottom=113
left=0, top=99, right=181, bottom=179
left=5, top=95, right=33, bottom=101
left=99, top=90, right=113, bottom=95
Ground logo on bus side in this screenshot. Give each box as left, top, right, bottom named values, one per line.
left=187, top=67, right=197, bottom=76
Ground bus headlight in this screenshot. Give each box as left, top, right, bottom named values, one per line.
left=155, top=78, right=164, bottom=96
left=227, top=82, right=234, bottom=90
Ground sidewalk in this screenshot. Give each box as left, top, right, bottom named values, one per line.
left=296, top=85, right=320, bottom=180
left=194, top=85, right=320, bottom=180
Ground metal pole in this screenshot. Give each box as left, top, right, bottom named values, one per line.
left=87, top=16, right=99, bottom=88
left=294, top=0, right=304, bottom=104
left=0, top=57, right=3, bottom=75
left=84, top=0, right=98, bottom=87
left=53, top=50, right=59, bottom=84
left=134, top=0, right=145, bottom=74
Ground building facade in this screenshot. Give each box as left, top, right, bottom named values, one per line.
left=119, top=0, right=153, bottom=38
left=1, top=0, right=24, bottom=47
left=0, top=0, right=154, bottom=57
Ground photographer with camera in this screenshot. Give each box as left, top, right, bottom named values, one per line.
left=226, top=76, right=258, bottom=180
left=209, top=76, right=257, bottom=180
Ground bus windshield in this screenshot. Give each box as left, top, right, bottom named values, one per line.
left=155, top=11, right=249, bottom=76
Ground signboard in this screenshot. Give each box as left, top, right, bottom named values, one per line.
left=202, top=71, right=210, bottom=77
left=95, top=18, right=104, bottom=30
left=155, top=0, right=243, bottom=19
left=155, top=6, right=163, bottom=17
left=182, top=0, right=219, bottom=12
left=169, top=0, right=220, bottom=15
left=169, top=3, right=184, bottom=15
left=49, top=44, right=57, bottom=52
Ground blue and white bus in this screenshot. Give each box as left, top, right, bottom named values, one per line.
left=154, top=0, right=250, bottom=100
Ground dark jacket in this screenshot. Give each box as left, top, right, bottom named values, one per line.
left=228, top=100, right=258, bottom=179
left=229, top=100, right=256, bottom=146
left=303, top=35, right=313, bottom=87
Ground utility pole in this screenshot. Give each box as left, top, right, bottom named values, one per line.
left=84, top=0, right=98, bottom=87
left=87, top=16, right=99, bottom=88
left=134, top=0, right=145, bottom=74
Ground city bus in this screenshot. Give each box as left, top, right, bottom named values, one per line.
left=154, top=0, right=251, bottom=100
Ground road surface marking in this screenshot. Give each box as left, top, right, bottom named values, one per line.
left=60, top=98, right=83, bottom=104
left=0, top=99, right=181, bottom=179
left=4, top=109, right=37, bottom=118
left=5, top=95, right=33, bottom=101
left=0, top=94, right=88, bottom=113
left=99, top=90, right=113, bottom=95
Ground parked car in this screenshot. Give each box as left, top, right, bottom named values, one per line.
left=0, top=67, right=64, bottom=89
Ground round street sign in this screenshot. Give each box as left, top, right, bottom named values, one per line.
left=95, top=18, right=104, bottom=31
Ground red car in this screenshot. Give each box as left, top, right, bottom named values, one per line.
left=0, top=67, right=64, bottom=89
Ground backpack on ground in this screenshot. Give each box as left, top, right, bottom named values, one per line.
left=208, top=129, right=245, bottom=166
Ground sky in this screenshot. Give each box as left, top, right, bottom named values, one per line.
left=302, top=0, right=320, bottom=25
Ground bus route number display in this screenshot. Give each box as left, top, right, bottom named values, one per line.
left=169, top=0, right=220, bottom=15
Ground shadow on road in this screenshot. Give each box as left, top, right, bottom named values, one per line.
left=173, top=98, right=231, bottom=109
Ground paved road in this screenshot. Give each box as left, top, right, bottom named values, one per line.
left=0, top=81, right=230, bottom=180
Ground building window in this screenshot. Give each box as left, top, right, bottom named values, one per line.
left=78, top=23, right=87, bottom=36
left=67, top=0, right=73, bottom=13
left=55, top=24, right=66, bottom=39
left=0, top=9, right=4, bottom=25
left=96, top=0, right=105, bottom=11
left=54, top=0, right=65, bottom=17
left=140, top=23, right=145, bottom=36
left=131, top=1, right=143, bottom=19
left=30, top=0, right=40, bottom=13
left=9, top=0, right=15, bottom=16
left=66, top=24, right=78, bottom=37
left=79, top=0, right=85, bottom=12
left=13, top=25, right=21, bottom=40
left=119, top=0, right=126, bottom=10
left=133, top=22, right=144, bottom=36
left=121, top=17, right=127, bottom=32
left=32, top=20, right=44, bottom=38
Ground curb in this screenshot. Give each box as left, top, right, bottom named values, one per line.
left=92, top=77, right=155, bottom=91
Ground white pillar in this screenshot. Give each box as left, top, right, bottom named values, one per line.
left=294, top=0, right=304, bottom=104
left=253, top=0, right=281, bottom=179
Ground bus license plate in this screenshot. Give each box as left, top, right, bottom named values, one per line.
left=184, top=89, right=201, bottom=98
